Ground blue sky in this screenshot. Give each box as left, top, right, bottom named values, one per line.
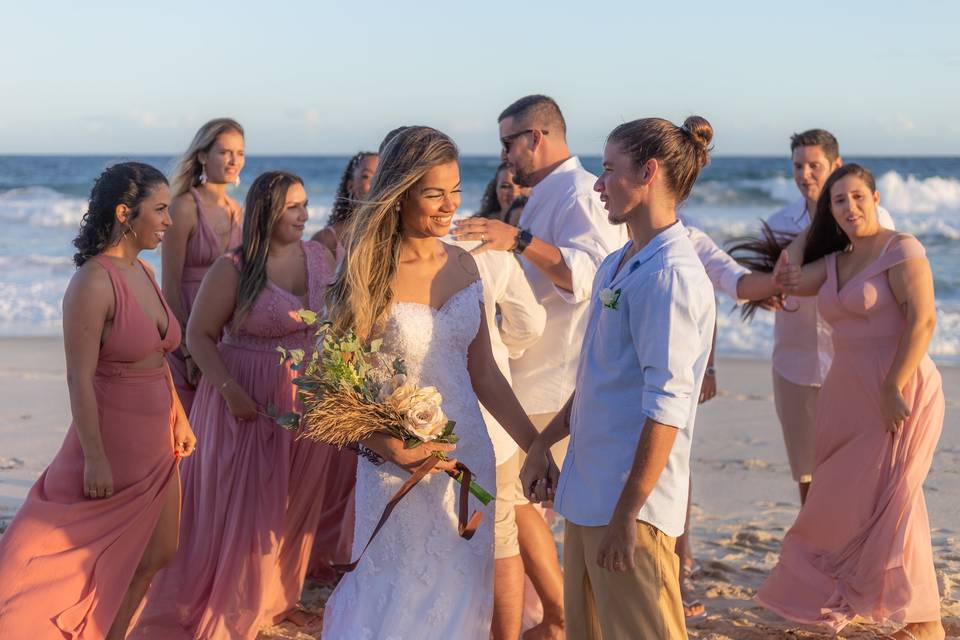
left=2, top=0, right=958, bottom=155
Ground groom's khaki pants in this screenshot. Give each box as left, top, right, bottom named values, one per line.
left=564, top=520, right=687, bottom=640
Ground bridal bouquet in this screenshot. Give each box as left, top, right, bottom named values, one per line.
left=271, top=311, right=492, bottom=507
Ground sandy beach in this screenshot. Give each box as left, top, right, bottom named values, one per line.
left=1, top=336, right=957, bottom=639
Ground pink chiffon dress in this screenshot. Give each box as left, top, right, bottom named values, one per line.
left=0, top=256, right=183, bottom=639
left=167, top=187, right=241, bottom=414
left=131, top=241, right=342, bottom=639
left=756, top=234, right=944, bottom=631
left=305, top=232, right=356, bottom=582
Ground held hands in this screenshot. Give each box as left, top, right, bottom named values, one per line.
left=596, top=513, right=637, bottom=573
left=881, top=382, right=911, bottom=432
left=451, top=218, right=518, bottom=255
left=772, top=251, right=801, bottom=293
left=83, top=453, right=114, bottom=499
left=520, top=441, right=560, bottom=504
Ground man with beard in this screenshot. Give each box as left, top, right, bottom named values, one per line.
left=454, top=94, right=627, bottom=638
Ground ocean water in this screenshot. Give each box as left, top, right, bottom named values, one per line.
left=1, top=155, right=957, bottom=362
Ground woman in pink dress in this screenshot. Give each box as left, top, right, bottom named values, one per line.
left=162, top=118, right=245, bottom=414
left=0, top=162, right=196, bottom=639
left=131, top=171, right=338, bottom=639
left=743, top=164, right=945, bottom=640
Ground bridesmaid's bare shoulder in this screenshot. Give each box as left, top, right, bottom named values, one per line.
left=64, top=259, right=115, bottom=317
left=169, top=192, right=199, bottom=230
left=209, top=253, right=242, bottom=279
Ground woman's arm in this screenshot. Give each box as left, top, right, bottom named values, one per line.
left=882, top=252, right=937, bottom=431
left=185, top=257, right=257, bottom=420
left=468, top=306, right=541, bottom=452
left=62, top=264, right=114, bottom=498
left=160, top=194, right=197, bottom=336
left=737, top=250, right=828, bottom=300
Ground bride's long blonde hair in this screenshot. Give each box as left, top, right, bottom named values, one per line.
left=326, top=126, right=459, bottom=339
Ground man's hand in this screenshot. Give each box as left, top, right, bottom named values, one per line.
left=596, top=514, right=636, bottom=573
left=520, top=440, right=559, bottom=503
left=451, top=217, right=518, bottom=254
left=699, top=370, right=717, bottom=404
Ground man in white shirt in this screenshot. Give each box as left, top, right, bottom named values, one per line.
left=764, top=129, right=894, bottom=504
left=522, top=116, right=716, bottom=639
left=453, top=95, right=626, bottom=637
left=450, top=238, right=546, bottom=639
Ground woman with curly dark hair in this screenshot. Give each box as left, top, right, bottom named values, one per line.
left=311, top=151, right=378, bottom=262
left=474, top=162, right=529, bottom=221
left=0, top=162, right=196, bottom=639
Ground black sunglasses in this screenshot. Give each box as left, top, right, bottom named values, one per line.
left=500, top=129, right=548, bottom=153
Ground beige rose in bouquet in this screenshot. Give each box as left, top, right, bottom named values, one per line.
left=389, top=386, right=448, bottom=442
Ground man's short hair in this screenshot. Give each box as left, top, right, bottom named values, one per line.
left=790, top=129, right=839, bottom=163
left=498, top=95, right=567, bottom=136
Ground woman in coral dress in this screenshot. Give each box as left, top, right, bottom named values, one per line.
left=747, top=164, right=945, bottom=640
left=132, top=171, right=338, bottom=639
left=162, top=118, right=245, bottom=414
left=0, top=162, right=196, bottom=639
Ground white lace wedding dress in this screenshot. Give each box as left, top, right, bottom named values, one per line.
left=322, top=280, right=497, bottom=639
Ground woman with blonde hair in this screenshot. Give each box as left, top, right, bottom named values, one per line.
left=162, top=118, right=245, bottom=413
left=132, top=172, right=338, bottom=639
left=321, top=126, right=549, bottom=639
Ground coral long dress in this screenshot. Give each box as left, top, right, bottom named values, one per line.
left=756, top=234, right=944, bottom=631
left=167, top=187, right=241, bottom=414
left=0, top=255, right=183, bottom=639
left=132, top=241, right=341, bottom=640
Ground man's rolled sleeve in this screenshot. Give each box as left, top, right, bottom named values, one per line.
left=629, top=270, right=701, bottom=429
left=686, top=225, right=749, bottom=302
left=551, top=196, right=614, bottom=304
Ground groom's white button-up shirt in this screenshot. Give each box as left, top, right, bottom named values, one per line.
left=554, top=221, right=716, bottom=537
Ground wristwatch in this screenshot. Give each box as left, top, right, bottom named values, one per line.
left=705, top=366, right=716, bottom=377
left=512, top=228, right=533, bottom=255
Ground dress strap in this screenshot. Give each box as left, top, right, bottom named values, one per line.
left=863, top=234, right=926, bottom=281
left=88, top=255, right=132, bottom=340
left=89, top=255, right=128, bottom=306
left=189, top=188, right=217, bottom=240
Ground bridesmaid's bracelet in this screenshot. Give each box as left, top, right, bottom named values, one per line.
left=218, top=379, right=235, bottom=391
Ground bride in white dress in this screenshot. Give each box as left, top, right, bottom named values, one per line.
left=321, top=127, right=550, bottom=639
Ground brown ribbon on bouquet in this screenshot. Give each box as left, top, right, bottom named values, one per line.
left=331, top=458, right=484, bottom=573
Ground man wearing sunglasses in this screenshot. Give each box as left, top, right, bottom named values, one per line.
left=453, top=94, right=627, bottom=639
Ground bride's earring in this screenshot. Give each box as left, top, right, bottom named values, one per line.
left=234, top=175, right=241, bottom=187
left=199, top=166, right=207, bottom=185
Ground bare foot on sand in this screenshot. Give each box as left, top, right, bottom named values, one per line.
left=523, top=618, right=565, bottom=640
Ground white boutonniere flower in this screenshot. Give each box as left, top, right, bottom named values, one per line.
left=599, top=287, right=622, bottom=310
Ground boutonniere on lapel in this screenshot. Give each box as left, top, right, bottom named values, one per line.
left=599, top=287, right=622, bottom=310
